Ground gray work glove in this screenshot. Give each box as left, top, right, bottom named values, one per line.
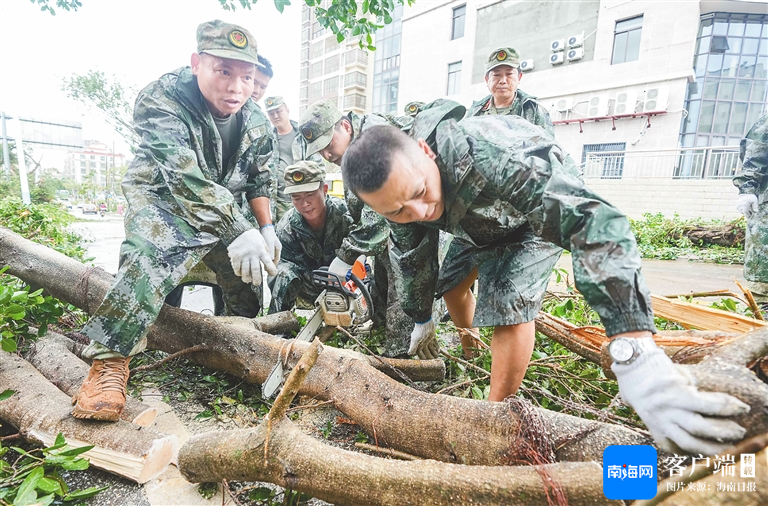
left=408, top=318, right=440, bottom=360
left=227, top=229, right=278, bottom=286
left=260, top=224, right=282, bottom=266
left=736, top=194, right=759, bottom=220
left=613, top=342, right=750, bottom=455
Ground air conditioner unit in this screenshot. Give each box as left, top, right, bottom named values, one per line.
left=520, top=59, right=534, bottom=72
left=567, top=33, right=584, bottom=48
left=555, top=97, right=573, bottom=112
left=640, top=86, right=670, bottom=113
left=567, top=48, right=584, bottom=61
left=550, top=52, right=564, bottom=65
left=614, top=89, right=638, bottom=115
left=586, top=95, right=609, bottom=117
left=551, top=39, right=565, bottom=52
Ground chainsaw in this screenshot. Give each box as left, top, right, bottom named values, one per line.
left=261, top=255, right=374, bottom=398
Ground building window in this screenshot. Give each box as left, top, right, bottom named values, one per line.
left=324, top=55, right=340, bottom=74
left=345, top=49, right=369, bottom=67
left=311, top=21, right=324, bottom=39
left=344, top=71, right=367, bottom=88
left=310, top=82, right=323, bottom=100
left=310, top=41, right=324, bottom=60
left=371, top=5, right=403, bottom=114
left=452, top=5, right=466, bottom=40
left=582, top=143, right=626, bottom=179
left=611, top=15, right=643, bottom=65
left=323, top=76, right=339, bottom=96
left=302, top=5, right=311, bottom=23
left=300, top=67, right=309, bottom=81
left=447, top=61, right=462, bottom=95
left=301, top=28, right=310, bottom=43
left=300, top=86, right=309, bottom=100
left=325, top=37, right=340, bottom=53
left=301, top=46, right=310, bottom=61
left=310, top=61, right=323, bottom=79
left=343, top=93, right=366, bottom=110
left=679, top=12, right=768, bottom=149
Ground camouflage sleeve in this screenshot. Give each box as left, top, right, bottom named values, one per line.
left=534, top=104, right=555, bottom=138
left=131, top=89, right=252, bottom=245
left=335, top=189, right=389, bottom=264
left=734, top=114, right=768, bottom=196
left=494, top=139, right=656, bottom=337
left=388, top=223, right=440, bottom=323
left=244, top=127, right=276, bottom=202
left=276, top=220, right=306, bottom=267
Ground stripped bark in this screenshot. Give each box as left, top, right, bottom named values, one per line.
left=0, top=350, right=177, bottom=483
left=24, top=331, right=157, bottom=426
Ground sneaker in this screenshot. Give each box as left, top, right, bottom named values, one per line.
left=72, top=357, right=131, bottom=421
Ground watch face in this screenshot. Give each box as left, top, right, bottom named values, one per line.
left=610, top=339, right=634, bottom=363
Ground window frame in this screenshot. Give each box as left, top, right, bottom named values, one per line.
left=446, top=61, right=462, bottom=95
left=451, top=4, right=466, bottom=40
left=611, top=15, right=643, bottom=65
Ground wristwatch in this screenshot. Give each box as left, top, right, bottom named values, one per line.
left=608, top=337, right=656, bottom=365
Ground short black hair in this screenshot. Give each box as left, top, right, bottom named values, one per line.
left=341, top=125, right=415, bottom=196
left=258, top=55, right=274, bottom=78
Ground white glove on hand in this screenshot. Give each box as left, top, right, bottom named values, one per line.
left=736, top=194, right=759, bottom=220
left=260, top=225, right=282, bottom=265
left=227, top=229, right=278, bottom=286
left=613, top=342, right=750, bottom=455
left=329, top=257, right=353, bottom=279
left=408, top=318, right=440, bottom=360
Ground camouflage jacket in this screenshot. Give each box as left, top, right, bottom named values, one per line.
left=389, top=108, right=655, bottom=337
left=124, top=66, right=274, bottom=245
left=465, top=89, right=555, bottom=137
left=277, top=195, right=355, bottom=271
left=336, top=111, right=413, bottom=264
left=734, top=114, right=768, bottom=198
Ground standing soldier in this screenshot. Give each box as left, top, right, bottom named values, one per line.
left=73, top=20, right=280, bottom=422
left=340, top=107, right=751, bottom=456
left=734, top=114, right=768, bottom=309
left=265, top=96, right=300, bottom=223
left=298, top=100, right=417, bottom=356
left=268, top=161, right=358, bottom=312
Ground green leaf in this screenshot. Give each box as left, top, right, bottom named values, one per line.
left=62, top=485, right=109, bottom=501
left=6, top=304, right=24, bottom=314
left=54, top=433, right=66, bottom=447
left=248, top=486, right=274, bottom=501
left=0, top=389, right=14, bottom=401
left=56, top=445, right=94, bottom=457
left=59, top=458, right=89, bottom=471
left=14, top=466, right=43, bottom=506
left=10, top=311, right=26, bottom=320
left=36, top=477, right=63, bottom=495
left=273, top=0, right=290, bottom=13
left=1, top=337, right=17, bottom=353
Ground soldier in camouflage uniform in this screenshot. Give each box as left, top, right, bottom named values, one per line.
left=734, top=113, right=768, bottom=306
left=265, top=96, right=301, bottom=223
left=298, top=100, right=414, bottom=356
left=341, top=104, right=752, bottom=455
left=268, top=161, right=360, bottom=312
left=73, top=21, right=279, bottom=422
left=445, top=47, right=559, bottom=358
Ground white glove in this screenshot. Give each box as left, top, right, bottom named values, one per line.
left=408, top=318, right=440, bottom=360
left=329, top=257, right=353, bottom=279
left=736, top=194, right=759, bottom=220
left=227, top=229, right=278, bottom=286
left=613, top=341, right=749, bottom=455
left=260, top=224, right=282, bottom=265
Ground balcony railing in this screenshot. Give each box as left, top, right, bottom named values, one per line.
left=582, top=146, right=741, bottom=179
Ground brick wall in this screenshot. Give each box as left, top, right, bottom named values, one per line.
left=585, top=178, right=741, bottom=220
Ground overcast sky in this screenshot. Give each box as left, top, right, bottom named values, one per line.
left=0, top=0, right=300, bottom=164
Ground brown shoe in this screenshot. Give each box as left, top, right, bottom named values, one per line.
left=72, top=357, right=132, bottom=421
left=457, top=327, right=487, bottom=359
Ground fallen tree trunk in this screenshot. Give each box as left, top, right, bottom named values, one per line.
left=0, top=350, right=177, bottom=483
left=180, top=335, right=618, bottom=506
left=678, top=221, right=745, bottom=248
left=24, top=331, right=157, bottom=427
left=0, top=226, right=654, bottom=466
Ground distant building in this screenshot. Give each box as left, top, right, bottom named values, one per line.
left=64, top=141, right=126, bottom=186
left=299, top=2, right=374, bottom=115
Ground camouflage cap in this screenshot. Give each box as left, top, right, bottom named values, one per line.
left=264, top=96, right=285, bottom=112
left=404, top=101, right=425, bottom=117
left=486, top=47, right=520, bottom=72
left=284, top=160, right=327, bottom=194
left=299, top=100, right=344, bottom=156
left=197, top=20, right=260, bottom=66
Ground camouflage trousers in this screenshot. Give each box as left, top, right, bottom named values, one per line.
left=82, top=205, right=261, bottom=357
left=268, top=264, right=321, bottom=314
left=745, top=199, right=768, bottom=302
left=435, top=225, right=562, bottom=328
left=273, top=199, right=292, bottom=225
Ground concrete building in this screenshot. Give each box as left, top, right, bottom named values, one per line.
left=299, top=2, right=374, bottom=116
left=64, top=141, right=126, bottom=187
left=399, top=0, right=768, bottom=220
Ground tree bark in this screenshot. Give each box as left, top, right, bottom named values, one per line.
left=678, top=221, right=745, bottom=248
left=0, top=350, right=177, bottom=483
left=24, top=331, right=157, bottom=427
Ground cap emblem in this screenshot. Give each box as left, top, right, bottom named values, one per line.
left=292, top=171, right=305, bottom=183
left=228, top=30, right=248, bottom=48
left=408, top=104, right=418, bottom=112
left=497, top=50, right=507, bottom=61
left=302, top=127, right=313, bottom=140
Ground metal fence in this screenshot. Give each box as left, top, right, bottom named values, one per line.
left=582, top=146, right=741, bottom=179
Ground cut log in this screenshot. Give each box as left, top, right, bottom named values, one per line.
left=678, top=221, right=745, bottom=248
left=651, top=294, right=767, bottom=333
left=0, top=350, right=177, bottom=483
left=0, top=226, right=653, bottom=466
left=24, top=331, right=157, bottom=427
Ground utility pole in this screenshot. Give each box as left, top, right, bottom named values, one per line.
left=1, top=112, right=11, bottom=178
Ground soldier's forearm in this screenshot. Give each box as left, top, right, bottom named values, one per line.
left=249, top=197, right=273, bottom=227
